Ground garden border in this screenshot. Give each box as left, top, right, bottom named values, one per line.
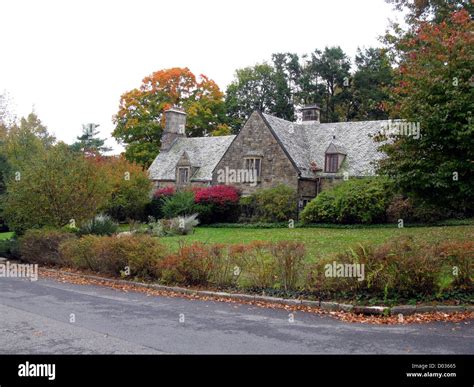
left=40, top=267, right=473, bottom=316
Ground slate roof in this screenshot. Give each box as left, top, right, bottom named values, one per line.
left=149, top=112, right=388, bottom=182
left=148, top=135, right=236, bottom=181
left=261, top=113, right=388, bottom=178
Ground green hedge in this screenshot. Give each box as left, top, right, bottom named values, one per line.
left=239, top=185, right=297, bottom=223
left=301, top=178, right=394, bottom=224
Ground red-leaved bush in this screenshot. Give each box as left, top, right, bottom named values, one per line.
left=193, top=185, right=240, bottom=223
left=195, top=185, right=240, bottom=205
left=153, top=186, right=175, bottom=199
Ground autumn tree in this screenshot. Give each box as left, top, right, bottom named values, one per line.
left=386, top=0, right=473, bottom=23
left=378, top=9, right=473, bottom=213
left=113, top=67, right=229, bottom=167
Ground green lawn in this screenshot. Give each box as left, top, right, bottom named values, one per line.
left=160, top=225, right=474, bottom=261
left=0, top=232, right=14, bottom=240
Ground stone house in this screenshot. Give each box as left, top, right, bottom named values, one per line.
left=148, top=105, right=388, bottom=206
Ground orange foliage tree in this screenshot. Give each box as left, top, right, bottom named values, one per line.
left=113, top=67, right=230, bottom=167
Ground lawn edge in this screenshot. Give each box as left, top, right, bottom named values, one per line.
left=39, top=267, right=473, bottom=316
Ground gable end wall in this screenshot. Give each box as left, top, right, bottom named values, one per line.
left=212, top=112, right=299, bottom=195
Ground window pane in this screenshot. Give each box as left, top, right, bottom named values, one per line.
left=178, top=168, right=188, bottom=184
left=326, top=154, right=338, bottom=173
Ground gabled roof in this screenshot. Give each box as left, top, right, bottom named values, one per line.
left=325, top=142, right=347, bottom=155
left=148, top=135, right=236, bottom=181
left=149, top=112, right=388, bottom=183
left=261, top=113, right=388, bottom=178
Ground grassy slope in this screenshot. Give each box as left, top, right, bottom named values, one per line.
left=160, top=225, right=474, bottom=261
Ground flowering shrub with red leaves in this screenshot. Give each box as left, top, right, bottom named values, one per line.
left=153, top=186, right=175, bottom=199
left=193, top=185, right=240, bottom=224
left=195, top=185, right=240, bottom=205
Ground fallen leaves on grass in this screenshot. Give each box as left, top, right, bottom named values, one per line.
left=39, top=268, right=473, bottom=326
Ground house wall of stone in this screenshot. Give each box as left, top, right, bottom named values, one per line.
left=152, top=180, right=210, bottom=191
left=298, top=179, right=318, bottom=198
left=319, top=176, right=344, bottom=192
left=211, top=112, right=299, bottom=196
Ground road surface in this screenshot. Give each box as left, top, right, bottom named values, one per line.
left=0, top=277, right=472, bottom=354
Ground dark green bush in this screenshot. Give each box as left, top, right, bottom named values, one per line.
left=19, top=229, right=76, bottom=265
left=241, top=185, right=297, bottom=223
left=0, top=238, right=19, bottom=259
left=161, top=191, right=196, bottom=218
left=301, top=178, right=393, bottom=224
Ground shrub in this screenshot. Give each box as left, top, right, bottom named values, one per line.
left=19, top=229, right=76, bottom=265
left=238, top=195, right=256, bottom=222
left=154, top=186, right=176, bottom=198
left=210, top=243, right=241, bottom=288
left=243, top=185, right=297, bottom=223
left=269, top=241, right=306, bottom=291
left=301, top=178, right=393, bottom=224
left=234, top=241, right=306, bottom=290
left=410, top=200, right=454, bottom=223
left=158, top=214, right=199, bottom=236
left=194, top=185, right=240, bottom=224
left=307, top=237, right=473, bottom=301
left=438, top=241, right=473, bottom=290
left=59, top=234, right=167, bottom=279
left=158, top=242, right=214, bottom=285
left=237, top=241, right=277, bottom=289
left=146, top=187, right=176, bottom=219
left=3, top=145, right=110, bottom=234
left=0, top=238, right=20, bottom=259
left=145, top=214, right=199, bottom=237
left=99, top=156, right=153, bottom=222
left=195, top=185, right=239, bottom=204
left=300, top=189, right=338, bottom=223
left=386, top=195, right=414, bottom=223
left=161, top=191, right=196, bottom=218
left=386, top=196, right=459, bottom=224
left=79, top=214, right=118, bottom=236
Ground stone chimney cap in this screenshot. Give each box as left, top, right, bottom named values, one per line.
left=165, top=107, right=186, bottom=115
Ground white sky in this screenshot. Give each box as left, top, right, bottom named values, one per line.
left=1, top=0, right=401, bottom=153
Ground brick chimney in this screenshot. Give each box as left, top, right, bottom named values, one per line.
left=160, top=107, right=186, bottom=151
left=301, top=104, right=320, bottom=124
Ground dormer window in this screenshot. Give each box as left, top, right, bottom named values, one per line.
left=324, top=142, right=346, bottom=173
left=325, top=154, right=339, bottom=173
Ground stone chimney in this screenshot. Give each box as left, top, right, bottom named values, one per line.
left=160, top=107, right=186, bottom=151
left=301, top=104, right=320, bottom=124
